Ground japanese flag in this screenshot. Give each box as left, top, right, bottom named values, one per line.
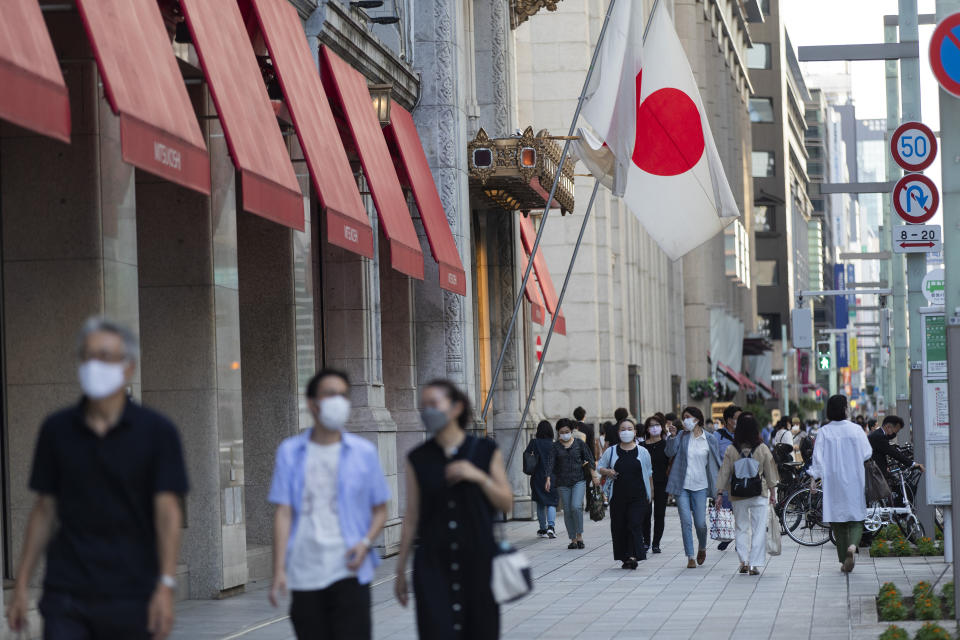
left=576, top=1, right=740, bottom=261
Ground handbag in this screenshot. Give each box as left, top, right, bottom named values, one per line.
left=586, top=483, right=606, bottom=521
left=766, top=502, right=782, bottom=555
left=864, top=459, right=892, bottom=503
left=522, top=442, right=538, bottom=476
left=708, top=504, right=735, bottom=541
left=491, top=539, right=533, bottom=603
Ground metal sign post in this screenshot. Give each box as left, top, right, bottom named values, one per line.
left=933, top=0, right=960, bottom=618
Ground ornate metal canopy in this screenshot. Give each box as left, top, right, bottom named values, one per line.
left=467, top=126, right=576, bottom=215
left=511, top=0, right=562, bottom=29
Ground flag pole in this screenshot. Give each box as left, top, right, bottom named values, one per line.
left=480, top=0, right=620, bottom=423
left=504, top=180, right=602, bottom=471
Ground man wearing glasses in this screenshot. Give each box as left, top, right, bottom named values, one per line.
left=6, top=318, right=188, bottom=639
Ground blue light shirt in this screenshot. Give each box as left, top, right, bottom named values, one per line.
left=268, top=429, right=390, bottom=585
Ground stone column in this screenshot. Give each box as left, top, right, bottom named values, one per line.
left=136, top=98, right=246, bottom=598
left=1, top=13, right=139, bottom=585
left=318, top=184, right=400, bottom=553
left=411, top=0, right=475, bottom=407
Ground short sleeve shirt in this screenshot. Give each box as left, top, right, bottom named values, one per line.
left=29, top=399, right=189, bottom=598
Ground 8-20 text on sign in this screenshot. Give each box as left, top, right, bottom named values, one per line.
left=893, top=224, right=941, bottom=254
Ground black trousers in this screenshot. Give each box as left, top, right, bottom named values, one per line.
left=290, top=578, right=371, bottom=640
left=39, top=590, right=150, bottom=640
left=610, top=494, right=649, bottom=562
left=644, top=480, right=669, bottom=547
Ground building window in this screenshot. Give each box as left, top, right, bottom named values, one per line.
left=760, top=0, right=771, bottom=15
left=757, top=313, right=781, bottom=339
left=749, top=98, right=775, bottom=123
left=756, top=260, right=779, bottom=286
left=808, top=161, right=824, bottom=177
left=812, top=198, right=825, bottom=214
left=754, top=205, right=775, bottom=232
left=747, top=43, right=771, bottom=70
left=752, top=151, right=775, bottom=177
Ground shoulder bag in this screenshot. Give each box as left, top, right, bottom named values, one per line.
left=864, top=459, right=892, bottom=503
left=463, top=438, right=534, bottom=604
left=522, top=440, right=538, bottom=476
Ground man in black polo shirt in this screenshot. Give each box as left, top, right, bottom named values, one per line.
left=6, top=318, right=188, bottom=639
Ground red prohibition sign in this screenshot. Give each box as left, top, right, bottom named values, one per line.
left=890, top=121, right=937, bottom=172
left=930, top=12, right=960, bottom=97
left=892, top=174, right=939, bottom=224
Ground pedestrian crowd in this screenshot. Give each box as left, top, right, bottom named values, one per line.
left=3, top=317, right=919, bottom=640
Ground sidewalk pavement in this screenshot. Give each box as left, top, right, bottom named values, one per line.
left=170, top=511, right=951, bottom=640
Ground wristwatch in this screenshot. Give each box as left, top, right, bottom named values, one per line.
left=159, top=574, right=177, bottom=590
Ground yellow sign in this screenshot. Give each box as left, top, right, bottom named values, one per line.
left=711, top=402, right=733, bottom=422
left=849, top=337, right=859, bottom=372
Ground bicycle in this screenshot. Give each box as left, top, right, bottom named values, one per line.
left=780, top=482, right=833, bottom=546
left=773, top=460, right=810, bottom=535
left=864, top=464, right=926, bottom=543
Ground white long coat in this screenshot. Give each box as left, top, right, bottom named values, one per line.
left=807, top=420, right=873, bottom=522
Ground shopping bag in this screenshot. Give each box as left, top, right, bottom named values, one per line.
left=766, top=503, right=782, bottom=556
left=864, top=460, right=892, bottom=503
left=708, top=505, right=735, bottom=541
left=585, top=483, right=606, bottom=522
left=491, top=541, right=533, bottom=603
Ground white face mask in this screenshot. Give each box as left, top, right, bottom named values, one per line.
left=619, top=430, right=636, bottom=443
left=648, top=425, right=662, bottom=436
left=78, top=359, right=127, bottom=400
left=318, top=395, right=351, bottom=431
left=791, top=425, right=800, bottom=435
left=559, top=432, right=573, bottom=442
left=682, top=417, right=697, bottom=431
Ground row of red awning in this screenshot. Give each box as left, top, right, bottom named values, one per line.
left=717, top=362, right=757, bottom=393
left=0, top=0, right=466, bottom=295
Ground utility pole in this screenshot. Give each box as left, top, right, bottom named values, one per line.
left=884, top=21, right=903, bottom=411
left=898, top=0, right=937, bottom=539
left=937, top=0, right=960, bottom=621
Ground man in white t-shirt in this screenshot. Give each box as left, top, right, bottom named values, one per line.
left=268, top=369, right=390, bottom=639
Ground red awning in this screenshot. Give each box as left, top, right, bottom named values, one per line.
left=384, top=105, right=466, bottom=295
left=75, top=0, right=209, bottom=194
left=248, top=0, right=373, bottom=258
left=0, top=0, right=70, bottom=142
left=518, top=216, right=565, bottom=335
left=320, top=46, right=423, bottom=280
left=520, top=253, right=546, bottom=326
left=180, top=0, right=303, bottom=230
left=717, top=362, right=745, bottom=387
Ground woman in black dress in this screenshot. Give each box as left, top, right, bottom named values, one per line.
left=523, top=420, right=558, bottom=538
left=641, top=415, right=672, bottom=554
left=393, top=380, right=513, bottom=640
left=597, top=419, right=653, bottom=569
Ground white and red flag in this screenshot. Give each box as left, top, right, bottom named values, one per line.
left=576, top=0, right=740, bottom=260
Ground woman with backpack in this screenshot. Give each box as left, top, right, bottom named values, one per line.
left=715, top=413, right=778, bottom=575
left=597, top=419, right=652, bottom=569
left=523, top=421, right=558, bottom=539
left=554, top=422, right=599, bottom=549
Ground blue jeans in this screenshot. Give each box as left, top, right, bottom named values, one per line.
left=676, top=488, right=708, bottom=558
left=558, top=481, right=586, bottom=540
left=536, top=503, right=556, bottom=530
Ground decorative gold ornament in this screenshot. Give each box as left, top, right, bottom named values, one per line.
left=511, top=0, right=562, bottom=29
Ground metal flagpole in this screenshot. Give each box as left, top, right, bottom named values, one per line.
left=479, top=0, right=620, bottom=422
left=505, top=181, right=602, bottom=470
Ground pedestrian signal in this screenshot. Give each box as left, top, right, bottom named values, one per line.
left=817, top=352, right=831, bottom=370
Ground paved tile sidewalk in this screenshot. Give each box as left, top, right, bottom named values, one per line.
left=170, top=512, right=952, bottom=640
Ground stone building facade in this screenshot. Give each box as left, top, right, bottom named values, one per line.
left=515, top=0, right=760, bottom=424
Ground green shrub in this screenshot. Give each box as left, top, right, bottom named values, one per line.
left=891, top=538, right=913, bottom=557
left=880, top=599, right=908, bottom=621
left=879, top=583, right=902, bottom=608
left=913, top=622, right=952, bottom=640
left=878, top=626, right=909, bottom=640
left=871, top=539, right=892, bottom=557
left=913, top=581, right=934, bottom=600
left=914, top=595, right=943, bottom=621
left=915, top=537, right=938, bottom=556
left=941, top=582, right=954, bottom=618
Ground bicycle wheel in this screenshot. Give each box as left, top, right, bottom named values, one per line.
left=896, top=513, right=925, bottom=544
left=782, top=487, right=832, bottom=546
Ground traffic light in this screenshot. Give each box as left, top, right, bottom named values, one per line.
left=817, top=341, right=831, bottom=371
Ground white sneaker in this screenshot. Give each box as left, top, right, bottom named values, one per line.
left=547, top=527, right=556, bottom=539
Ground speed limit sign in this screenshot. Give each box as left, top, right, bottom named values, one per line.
left=890, top=121, right=937, bottom=172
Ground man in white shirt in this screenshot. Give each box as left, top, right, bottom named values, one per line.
left=808, top=395, right=873, bottom=573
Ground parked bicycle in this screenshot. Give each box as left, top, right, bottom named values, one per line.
left=863, top=464, right=925, bottom=543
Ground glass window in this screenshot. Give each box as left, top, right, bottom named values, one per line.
left=760, top=0, right=770, bottom=15
left=757, top=313, right=780, bottom=339
left=756, top=260, right=779, bottom=286
left=808, top=161, right=824, bottom=177
left=754, top=206, right=775, bottom=232
left=749, top=98, right=774, bottom=123
left=747, top=43, right=771, bottom=70
left=752, top=151, right=775, bottom=177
